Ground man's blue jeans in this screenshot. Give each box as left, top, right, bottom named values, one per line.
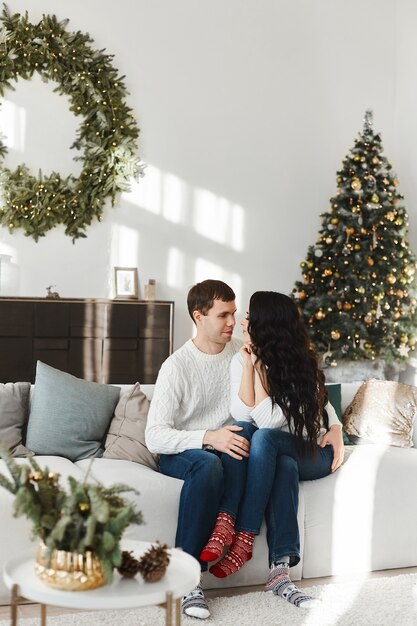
left=233, top=428, right=334, bottom=567
left=158, top=421, right=256, bottom=569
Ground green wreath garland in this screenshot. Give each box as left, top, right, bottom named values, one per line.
left=0, top=5, right=142, bottom=241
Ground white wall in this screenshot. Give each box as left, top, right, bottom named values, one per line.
left=0, top=0, right=415, bottom=351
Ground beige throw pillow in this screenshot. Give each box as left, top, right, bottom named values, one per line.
left=342, top=378, right=417, bottom=448
left=104, top=383, right=158, bottom=470
left=0, top=382, right=31, bottom=457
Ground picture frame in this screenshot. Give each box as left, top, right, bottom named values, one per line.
left=113, top=266, right=139, bottom=299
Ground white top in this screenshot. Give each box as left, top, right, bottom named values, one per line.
left=145, top=338, right=242, bottom=455
left=230, top=352, right=341, bottom=443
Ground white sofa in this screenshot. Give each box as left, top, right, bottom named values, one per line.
left=1, top=381, right=417, bottom=605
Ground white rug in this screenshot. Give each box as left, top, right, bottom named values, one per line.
left=2, top=573, right=417, bottom=626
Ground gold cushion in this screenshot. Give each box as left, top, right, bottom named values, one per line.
left=342, top=378, right=417, bottom=448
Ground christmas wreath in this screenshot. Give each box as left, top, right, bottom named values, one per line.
left=0, top=5, right=142, bottom=241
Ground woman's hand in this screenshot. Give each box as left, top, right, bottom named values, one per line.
left=320, top=424, right=344, bottom=472
left=240, top=344, right=253, bottom=365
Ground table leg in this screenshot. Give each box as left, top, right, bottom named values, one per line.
left=165, top=591, right=173, bottom=626
left=175, top=597, right=181, bottom=626
left=11, top=584, right=19, bottom=626
left=40, top=603, right=47, bottom=626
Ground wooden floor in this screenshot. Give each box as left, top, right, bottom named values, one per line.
left=1, top=566, right=417, bottom=620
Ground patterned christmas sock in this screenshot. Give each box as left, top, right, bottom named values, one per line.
left=265, top=562, right=320, bottom=608
left=200, top=512, right=236, bottom=562
left=181, top=577, right=210, bottom=619
left=209, top=531, right=254, bottom=578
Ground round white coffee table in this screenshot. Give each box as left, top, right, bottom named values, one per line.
left=3, top=539, right=200, bottom=626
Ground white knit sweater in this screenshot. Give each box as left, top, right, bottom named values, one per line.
left=145, top=338, right=242, bottom=455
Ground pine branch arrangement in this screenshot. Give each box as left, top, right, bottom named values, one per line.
left=0, top=446, right=143, bottom=583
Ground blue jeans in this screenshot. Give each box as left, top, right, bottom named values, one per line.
left=235, top=428, right=333, bottom=567
left=158, top=421, right=256, bottom=569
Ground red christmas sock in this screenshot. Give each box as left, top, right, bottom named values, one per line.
left=209, top=531, right=255, bottom=578
left=200, top=512, right=236, bottom=562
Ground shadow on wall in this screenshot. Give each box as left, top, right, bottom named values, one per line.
left=112, top=162, right=249, bottom=347
left=0, top=87, right=249, bottom=347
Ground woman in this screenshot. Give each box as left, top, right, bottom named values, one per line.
left=200, top=291, right=344, bottom=608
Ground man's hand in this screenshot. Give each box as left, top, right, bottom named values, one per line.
left=320, top=424, right=344, bottom=472
left=204, top=425, right=250, bottom=460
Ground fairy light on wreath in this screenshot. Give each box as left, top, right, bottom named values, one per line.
left=0, top=5, right=143, bottom=241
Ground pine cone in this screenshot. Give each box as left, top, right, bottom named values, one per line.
left=138, top=541, right=170, bottom=582
left=117, top=550, right=141, bottom=578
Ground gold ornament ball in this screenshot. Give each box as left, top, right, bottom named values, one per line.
left=325, top=237, right=333, bottom=245
left=78, top=502, right=90, bottom=512
left=364, top=342, right=373, bottom=350
left=357, top=286, right=365, bottom=294
left=331, top=330, right=341, bottom=340
left=29, top=471, right=44, bottom=482
left=371, top=194, right=379, bottom=203
left=330, top=217, right=339, bottom=225
left=393, top=311, right=400, bottom=320
left=372, top=157, right=380, bottom=165
left=307, top=261, right=314, bottom=269
left=387, top=275, right=396, bottom=284
left=400, top=335, right=408, bottom=344
left=351, top=178, right=362, bottom=190
left=367, top=257, right=374, bottom=266
left=315, top=309, right=326, bottom=320
left=395, top=218, right=403, bottom=226
left=404, top=265, right=416, bottom=277
left=354, top=244, right=361, bottom=251
left=323, top=269, right=333, bottom=276
left=364, top=315, right=373, bottom=324
left=345, top=227, right=355, bottom=236
left=298, top=290, right=306, bottom=300
left=343, top=302, right=352, bottom=311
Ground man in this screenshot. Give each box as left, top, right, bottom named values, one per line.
left=145, top=279, right=251, bottom=619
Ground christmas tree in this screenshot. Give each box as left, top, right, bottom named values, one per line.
left=293, top=111, right=417, bottom=366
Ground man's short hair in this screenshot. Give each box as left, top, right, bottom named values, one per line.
left=187, top=280, right=235, bottom=320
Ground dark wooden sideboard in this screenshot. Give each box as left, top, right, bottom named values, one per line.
left=0, top=297, right=174, bottom=384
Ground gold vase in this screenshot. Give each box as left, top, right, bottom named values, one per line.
left=35, top=542, right=107, bottom=591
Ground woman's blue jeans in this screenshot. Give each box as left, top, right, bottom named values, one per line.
left=158, top=421, right=256, bottom=569
left=230, top=428, right=334, bottom=567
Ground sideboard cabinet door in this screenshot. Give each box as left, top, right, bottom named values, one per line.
left=0, top=298, right=174, bottom=384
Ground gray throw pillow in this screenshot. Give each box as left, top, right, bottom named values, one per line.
left=26, top=361, right=120, bottom=462
left=0, top=382, right=31, bottom=457
left=104, top=383, right=158, bottom=470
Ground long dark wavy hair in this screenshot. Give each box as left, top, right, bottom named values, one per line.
left=248, top=291, right=328, bottom=454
